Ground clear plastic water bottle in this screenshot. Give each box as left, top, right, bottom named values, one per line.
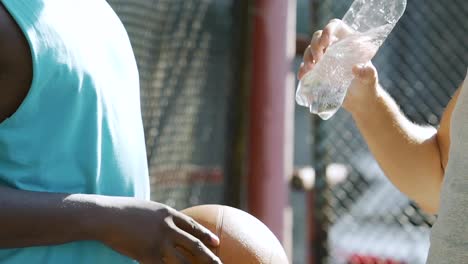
left=296, top=0, right=407, bottom=120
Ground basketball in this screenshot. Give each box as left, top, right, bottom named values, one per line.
left=181, top=205, right=288, bottom=264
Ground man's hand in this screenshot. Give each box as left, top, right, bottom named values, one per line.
left=298, top=19, right=455, bottom=215
left=298, top=19, right=354, bottom=80
left=0, top=186, right=221, bottom=264
left=298, top=19, right=378, bottom=114
left=99, top=198, right=222, bottom=264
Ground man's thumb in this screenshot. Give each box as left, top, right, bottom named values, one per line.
left=352, top=63, right=377, bottom=84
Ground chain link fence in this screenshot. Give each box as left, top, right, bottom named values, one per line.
left=305, top=0, right=468, bottom=263
left=107, top=0, right=245, bottom=210
left=105, top=0, right=467, bottom=263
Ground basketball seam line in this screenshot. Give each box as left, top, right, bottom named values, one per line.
left=215, top=206, right=225, bottom=257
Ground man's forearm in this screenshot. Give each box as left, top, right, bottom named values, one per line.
left=351, top=86, right=444, bottom=213
left=0, top=185, right=106, bottom=248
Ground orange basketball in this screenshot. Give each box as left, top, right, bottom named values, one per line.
left=181, top=205, right=289, bottom=264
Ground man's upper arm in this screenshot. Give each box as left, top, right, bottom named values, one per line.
left=437, top=86, right=462, bottom=170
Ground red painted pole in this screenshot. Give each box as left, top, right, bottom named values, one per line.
left=247, top=0, right=296, bottom=247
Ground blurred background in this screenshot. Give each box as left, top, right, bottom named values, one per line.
left=106, top=0, right=467, bottom=263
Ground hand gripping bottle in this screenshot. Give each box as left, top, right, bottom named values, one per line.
left=296, top=0, right=407, bottom=120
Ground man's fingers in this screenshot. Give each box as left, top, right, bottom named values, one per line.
left=320, top=19, right=354, bottom=50
left=171, top=227, right=221, bottom=264
left=298, top=64, right=307, bottom=80
left=352, top=63, right=377, bottom=84
left=300, top=19, right=355, bottom=80
left=320, top=22, right=337, bottom=49
left=302, top=45, right=314, bottom=65
left=298, top=62, right=314, bottom=80
left=298, top=45, right=317, bottom=80
left=172, top=212, right=219, bottom=247
left=310, top=30, right=324, bottom=62
left=171, top=248, right=191, bottom=264
left=324, top=19, right=353, bottom=41
left=162, top=246, right=191, bottom=264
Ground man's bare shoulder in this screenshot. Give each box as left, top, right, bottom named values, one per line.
left=0, top=3, right=33, bottom=122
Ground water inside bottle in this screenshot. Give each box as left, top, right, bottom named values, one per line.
left=296, top=24, right=393, bottom=120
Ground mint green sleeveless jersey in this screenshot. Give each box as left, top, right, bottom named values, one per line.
left=0, top=0, right=149, bottom=263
